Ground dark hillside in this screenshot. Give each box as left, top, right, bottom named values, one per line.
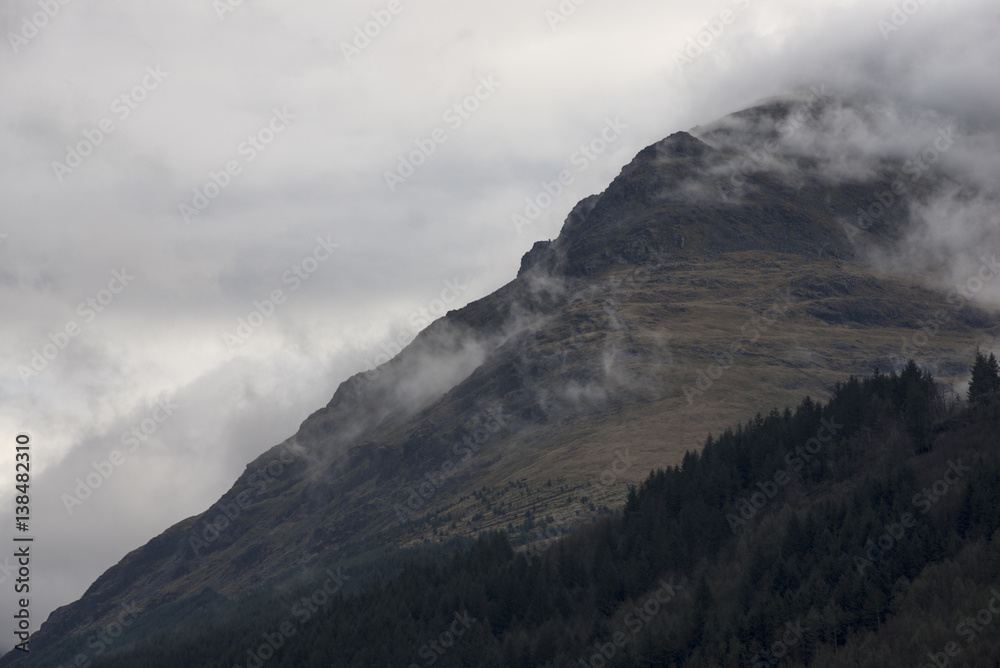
left=78, top=360, right=1000, bottom=667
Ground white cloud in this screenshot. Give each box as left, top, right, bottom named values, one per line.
left=1, top=0, right=999, bottom=645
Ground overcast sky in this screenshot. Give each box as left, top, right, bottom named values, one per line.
left=1, top=0, right=999, bottom=647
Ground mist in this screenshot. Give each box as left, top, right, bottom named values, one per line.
left=2, top=0, right=999, bottom=648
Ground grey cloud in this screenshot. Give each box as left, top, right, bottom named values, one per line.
left=2, top=0, right=999, bottom=648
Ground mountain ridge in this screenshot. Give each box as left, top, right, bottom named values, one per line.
left=6, top=93, right=999, bottom=666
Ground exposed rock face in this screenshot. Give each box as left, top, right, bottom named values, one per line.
left=7, top=95, right=998, bottom=667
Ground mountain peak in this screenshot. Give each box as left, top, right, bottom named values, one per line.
left=636, top=131, right=711, bottom=161
left=14, top=93, right=1000, bottom=668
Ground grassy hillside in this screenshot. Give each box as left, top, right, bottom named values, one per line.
left=9, top=100, right=1000, bottom=665
left=55, top=359, right=1000, bottom=667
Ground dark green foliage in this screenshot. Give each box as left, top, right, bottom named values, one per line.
left=968, top=348, right=1000, bottom=402
left=73, top=359, right=1000, bottom=668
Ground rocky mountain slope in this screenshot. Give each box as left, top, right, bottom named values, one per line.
left=6, top=92, right=998, bottom=666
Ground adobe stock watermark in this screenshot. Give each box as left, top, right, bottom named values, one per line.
left=348, top=277, right=469, bottom=388
left=231, top=567, right=350, bottom=668
left=525, top=448, right=637, bottom=559
left=522, top=519, right=574, bottom=560
left=682, top=288, right=795, bottom=404
left=842, top=126, right=960, bottom=245
left=890, top=253, right=1000, bottom=368
left=188, top=442, right=300, bottom=557
left=212, top=0, right=246, bottom=21
left=716, top=84, right=830, bottom=201
left=545, top=250, right=674, bottom=365
left=246, top=444, right=306, bottom=496
left=877, top=0, right=932, bottom=41
left=7, top=0, right=74, bottom=55
left=178, top=107, right=295, bottom=224
left=17, top=268, right=136, bottom=384
left=673, top=0, right=752, bottom=70
left=51, top=65, right=169, bottom=183
left=854, top=459, right=970, bottom=576
left=340, top=0, right=407, bottom=63
left=920, top=587, right=1000, bottom=668
left=727, top=415, right=843, bottom=532
left=384, top=75, right=502, bottom=192
left=751, top=619, right=808, bottom=667
left=512, top=117, right=628, bottom=234
left=544, top=0, right=590, bottom=31
left=912, top=459, right=971, bottom=514
left=61, top=399, right=180, bottom=514
left=223, top=235, right=339, bottom=349
left=54, top=601, right=143, bottom=668
left=574, top=577, right=684, bottom=668
left=567, top=448, right=638, bottom=516
left=393, top=405, right=508, bottom=525
left=406, top=610, right=478, bottom=668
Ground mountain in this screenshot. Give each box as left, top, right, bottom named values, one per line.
left=48, top=364, right=1000, bottom=667
left=5, top=92, right=999, bottom=667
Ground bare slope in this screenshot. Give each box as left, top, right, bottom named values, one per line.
left=8, top=96, right=998, bottom=664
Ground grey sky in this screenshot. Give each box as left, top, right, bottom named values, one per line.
left=1, top=0, right=998, bottom=648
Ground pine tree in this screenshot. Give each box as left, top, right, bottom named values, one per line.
left=967, top=349, right=1000, bottom=402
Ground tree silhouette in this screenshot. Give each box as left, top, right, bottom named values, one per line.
left=967, top=348, right=1000, bottom=402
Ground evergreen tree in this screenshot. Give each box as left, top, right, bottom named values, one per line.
left=83, top=361, right=1000, bottom=668
left=967, top=348, right=1000, bottom=402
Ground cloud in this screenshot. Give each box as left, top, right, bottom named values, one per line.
left=2, top=0, right=999, bottom=648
